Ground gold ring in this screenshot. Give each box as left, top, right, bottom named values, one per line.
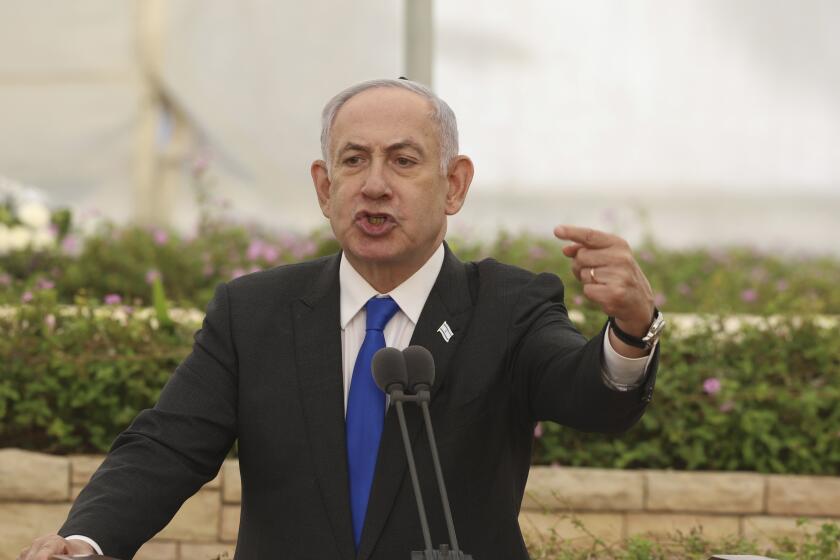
left=589, top=268, right=597, bottom=283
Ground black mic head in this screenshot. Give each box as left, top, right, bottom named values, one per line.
left=402, top=345, right=435, bottom=393
left=371, top=347, right=408, bottom=394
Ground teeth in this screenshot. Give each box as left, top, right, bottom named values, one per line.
left=368, top=216, right=386, bottom=225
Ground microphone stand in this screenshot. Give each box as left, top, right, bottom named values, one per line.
left=391, top=388, right=474, bottom=560
left=417, top=389, right=462, bottom=556
left=392, top=388, right=436, bottom=560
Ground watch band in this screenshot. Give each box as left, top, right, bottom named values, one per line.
left=609, top=308, right=662, bottom=350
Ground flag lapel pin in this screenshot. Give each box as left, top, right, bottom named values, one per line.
left=437, top=321, right=454, bottom=342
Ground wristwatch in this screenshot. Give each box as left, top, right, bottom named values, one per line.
left=608, top=308, right=666, bottom=350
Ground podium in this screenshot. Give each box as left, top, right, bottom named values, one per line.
left=51, top=551, right=779, bottom=559
left=52, top=556, right=121, bottom=560
left=411, top=548, right=473, bottom=559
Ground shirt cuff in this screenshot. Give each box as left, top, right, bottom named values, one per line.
left=65, top=535, right=103, bottom=555
left=600, top=324, right=657, bottom=391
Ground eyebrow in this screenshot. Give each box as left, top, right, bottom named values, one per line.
left=337, top=140, right=426, bottom=158
left=387, top=140, right=426, bottom=157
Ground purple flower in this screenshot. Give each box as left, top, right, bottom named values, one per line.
left=709, top=248, right=729, bottom=264
left=152, top=228, right=168, bottom=245
left=278, top=232, right=295, bottom=250
left=719, top=400, right=735, bottom=413
left=104, top=294, right=122, bottom=305
left=528, top=246, right=547, bottom=260
left=61, top=235, right=80, bottom=256
left=44, top=314, right=56, bottom=331
left=21, top=291, right=34, bottom=303
left=654, top=292, right=667, bottom=307
left=573, top=295, right=584, bottom=306
left=202, top=263, right=214, bottom=277
left=703, top=377, right=722, bottom=395
left=775, top=280, right=789, bottom=292
left=0, top=273, right=12, bottom=286
left=247, top=239, right=265, bottom=261
left=192, top=152, right=210, bottom=178
left=291, top=239, right=317, bottom=260
left=262, top=245, right=279, bottom=263
left=533, top=422, right=543, bottom=439
left=740, top=289, right=758, bottom=303
left=750, top=267, right=768, bottom=282
left=639, top=250, right=655, bottom=263
left=145, top=269, right=161, bottom=284
left=677, top=283, right=692, bottom=296
left=231, top=267, right=246, bottom=280
left=37, top=278, right=55, bottom=290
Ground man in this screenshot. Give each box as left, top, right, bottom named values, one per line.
left=20, top=79, right=662, bottom=560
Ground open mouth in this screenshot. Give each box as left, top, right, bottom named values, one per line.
left=355, top=211, right=396, bottom=234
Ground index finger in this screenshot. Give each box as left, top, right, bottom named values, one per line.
left=554, top=225, right=616, bottom=249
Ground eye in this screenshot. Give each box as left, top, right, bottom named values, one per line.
left=344, top=156, right=363, bottom=166
left=395, top=156, right=415, bottom=167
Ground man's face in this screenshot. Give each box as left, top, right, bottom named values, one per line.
left=313, top=87, right=465, bottom=282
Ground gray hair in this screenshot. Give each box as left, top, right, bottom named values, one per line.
left=320, top=78, right=459, bottom=175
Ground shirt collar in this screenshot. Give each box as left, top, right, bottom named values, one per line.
left=339, top=243, right=445, bottom=329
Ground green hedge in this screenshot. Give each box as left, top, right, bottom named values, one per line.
left=2, top=292, right=838, bottom=475
left=526, top=517, right=840, bottom=560
left=534, top=313, right=840, bottom=474
left=0, top=222, right=339, bottom=310
left=0, top=291, right=192, bottom=452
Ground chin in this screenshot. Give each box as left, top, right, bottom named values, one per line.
left=349, top=245, right=406, bottom=265
left=342, top=236, right=402, bottom=262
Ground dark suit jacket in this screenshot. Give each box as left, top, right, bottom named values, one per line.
left=60, top=244, right=657, bottom=560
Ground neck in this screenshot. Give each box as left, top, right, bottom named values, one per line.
left=346, top=243, right=442, bottom=294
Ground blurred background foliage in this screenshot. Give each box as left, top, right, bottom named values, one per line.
left=534, top=313, right=840, bottom=474
left=2, top=194, right=838, bottom=315
left=1, top=193, right=838, bottom=472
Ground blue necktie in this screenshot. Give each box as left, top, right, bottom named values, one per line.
left=346, top=296, right=400, bottom=549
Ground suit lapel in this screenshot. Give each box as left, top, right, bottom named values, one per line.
left=293, top=254, right=356, bottom=560
left=358, top=244, right=474, bottom=559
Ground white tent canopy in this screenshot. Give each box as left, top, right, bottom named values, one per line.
left=1, top=0, right=837, bottom=252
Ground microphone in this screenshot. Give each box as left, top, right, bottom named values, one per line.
left=372, top=346, right=409, bottom=395
left=373, top=347, right=473, bottom=560
left=371, top=348, right=435, bottom=557
left=403, top=345, right=434, bottom=394
left=402, top=346, right=471, bottom=560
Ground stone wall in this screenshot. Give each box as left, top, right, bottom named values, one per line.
left=2, top=449, right=839, bottom=560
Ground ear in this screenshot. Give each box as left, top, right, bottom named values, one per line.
left=311, top=160, right=332, bottom=217
left=444, top=156, right=474, bottom=216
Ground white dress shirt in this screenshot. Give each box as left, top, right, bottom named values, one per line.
left=339, top=243, right=654, bottom=413
left=68, top=242, right=654, bottom=554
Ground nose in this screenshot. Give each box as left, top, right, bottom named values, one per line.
left=360, top=158, right=391, bottom=199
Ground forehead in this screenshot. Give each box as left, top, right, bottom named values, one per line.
left=330, top=87, right=439, bottom=152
